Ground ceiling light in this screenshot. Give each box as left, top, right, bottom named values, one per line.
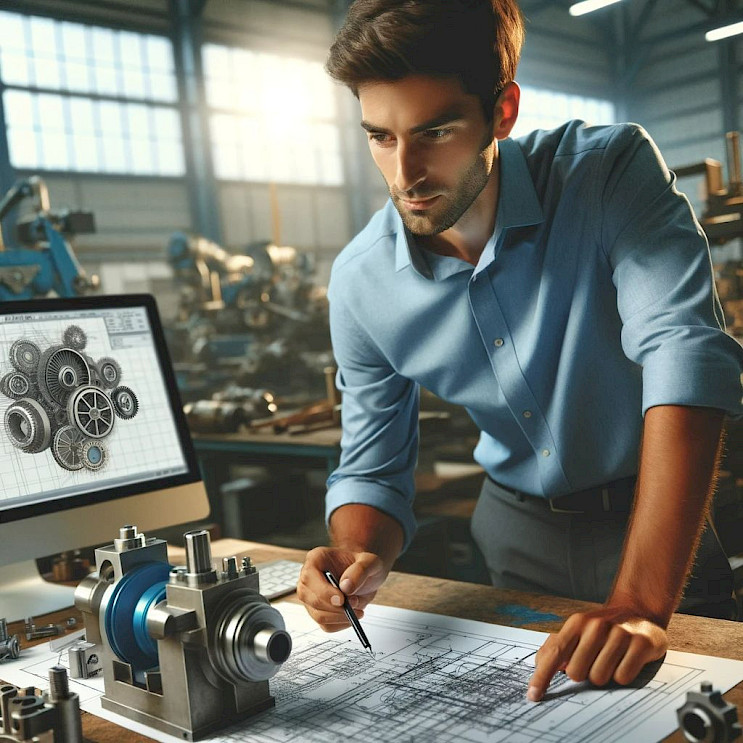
left=569, top=0, right=622, bottom=16
left=705, top=21, right=743, bottom=41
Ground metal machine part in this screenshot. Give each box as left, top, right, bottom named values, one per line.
left=677, top=681, right=742, bottom=742
left=75, top=525, right=291, bottom=741
left=0, top=666, right=82, bottom=743
left=68, top=642, right=102, bottom=680
left=0, top=620, right=20, bottom=663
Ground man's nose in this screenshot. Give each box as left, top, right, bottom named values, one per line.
left=394, top=141, right=426, bottom=193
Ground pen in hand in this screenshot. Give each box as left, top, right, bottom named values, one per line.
left=324, top=570, right=374, bottom=656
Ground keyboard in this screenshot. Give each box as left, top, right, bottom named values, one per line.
left=257, top=559, right=303, bottom=600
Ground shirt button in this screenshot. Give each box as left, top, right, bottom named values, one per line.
left=522, top=410, right=532, bottom=418
left=542, top=449, right=550, bottom=457
left=493, top=338, right=504, bottom=347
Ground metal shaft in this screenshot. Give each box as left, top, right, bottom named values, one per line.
left=48, top=666, right=83, bottom=743
left=184, top=530, right=212, bottom=574
left=0, top=619, right=7, bottom=642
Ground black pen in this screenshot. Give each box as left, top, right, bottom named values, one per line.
left=324, top=571, right=374, bottom=656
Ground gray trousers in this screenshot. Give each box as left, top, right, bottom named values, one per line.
left=471, top=476, right=737, bottom=619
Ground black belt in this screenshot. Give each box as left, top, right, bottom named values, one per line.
left=489, top=476, right=637, bottom=514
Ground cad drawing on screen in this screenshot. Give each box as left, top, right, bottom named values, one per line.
left=0, top=325, right=139, bottom=472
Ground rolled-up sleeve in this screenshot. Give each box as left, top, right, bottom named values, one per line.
left=601, top=124, right=743, bottom=417
left=325, top=278, right=419, bottom=550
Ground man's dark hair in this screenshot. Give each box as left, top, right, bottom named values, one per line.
left=326, top=0, right=525, bottom=118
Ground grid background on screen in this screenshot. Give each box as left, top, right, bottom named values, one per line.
left=0, top=11, right=184, bottom=175
left=0, top=315, right=187, bottom=505
left=203, top=43, right=343, bottom=186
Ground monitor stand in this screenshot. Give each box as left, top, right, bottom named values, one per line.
left=0, top=561, right=77, bottom=624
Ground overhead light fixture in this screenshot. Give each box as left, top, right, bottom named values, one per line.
left=569, top=0, right=622, bottom=16
left=705, top=20, right=743, bottom=42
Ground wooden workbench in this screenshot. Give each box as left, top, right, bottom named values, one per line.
left=4, top=539, right=742, bottom=742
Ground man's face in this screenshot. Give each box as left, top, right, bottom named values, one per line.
left=358, top=75, right=496, bottom=236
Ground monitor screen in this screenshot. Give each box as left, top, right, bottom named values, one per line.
left=0, top=294, right=210, bottom=621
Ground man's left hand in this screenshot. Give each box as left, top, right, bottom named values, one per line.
left=526, top=605, right=668, bottom=702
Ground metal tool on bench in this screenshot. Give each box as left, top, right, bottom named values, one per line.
left=0, top=620, right=20, bottom=663
left=0, top=666, right=82, bottom=743
left=677, top=681, right=742, bottom=742
left=74, top=525, right=292, bottom=741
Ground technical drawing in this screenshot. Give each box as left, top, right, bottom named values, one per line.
left=0, top=325, right=138, bottom=472
left=2, top=604, right=742, bottom=743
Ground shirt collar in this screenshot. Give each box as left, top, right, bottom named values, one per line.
left=394, top=137, right=544, bottom=280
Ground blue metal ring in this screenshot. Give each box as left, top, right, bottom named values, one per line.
left=104, top=561, right=170, bottom=672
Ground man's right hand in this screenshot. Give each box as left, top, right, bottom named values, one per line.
left=297, top=546, right=389, bottom=631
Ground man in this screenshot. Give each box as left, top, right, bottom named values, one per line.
left=296, top=0, right=743, bottom=702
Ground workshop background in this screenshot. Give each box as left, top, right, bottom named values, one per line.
left=0, top=0, right=742, bottom=605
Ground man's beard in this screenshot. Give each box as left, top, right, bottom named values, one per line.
left=390, top=149, right=491, bottom=237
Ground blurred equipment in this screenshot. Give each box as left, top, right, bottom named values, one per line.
left=0, top=619, right=20, bottom=663
left=674, top=131, right=743, bottom=245
left=0, top=666, right=82, bottom=743
left=0, top=176, right=98, bottom=299
left=75, top=525, right=291, bottom=741
left=676, top=681, right=741, bottom=742
left=183, top=387, right=275, bottom=433
left=166, top=232, right=331, bottom=400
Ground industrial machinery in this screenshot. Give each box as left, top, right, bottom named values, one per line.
left=75, top=525, right=292, bottom=741
left=677, top=681, right=741, bottom=742
left=166, top=233, right=332, bottom=400
left=0, top=176, right=98, bottom=300
left=0, top=620, right=20, bottom=663
left=0, top=666, right=82, bottom=743
left=674, top=131, right=743, bottom=246
left=0, top=325, right=138, bottom=472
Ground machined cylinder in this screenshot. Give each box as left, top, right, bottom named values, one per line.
left=184, top=530, right=213, bottom=574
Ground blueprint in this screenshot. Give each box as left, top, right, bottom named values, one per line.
left=2, top=602, right=742, bottom=743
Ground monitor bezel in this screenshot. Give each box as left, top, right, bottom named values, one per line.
left=0, top=293, right=202, bottom=525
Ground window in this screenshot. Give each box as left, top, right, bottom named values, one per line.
left=0, top=11, right=184, bottom=176
left=203, top=44, right=343, bottom=186
left=510, top=86, right=616, bottom=139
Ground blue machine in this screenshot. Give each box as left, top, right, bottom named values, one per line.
left=0, top=176, right=98, bottom=300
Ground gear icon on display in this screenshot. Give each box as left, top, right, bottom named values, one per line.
left=67, top=385, right=115, bottom=439
left=52, top=425, right=86, bottom=471
left=38, top=346, right=91, bottom=406
left=1, top=371, right=32, bottom=399
left=0, top=327, right=138, bottom=472
left=97, top=357, right=122, bottom=389
left=62, top=325, right=87, bottom=350
left=111, top=386, right=138, bottom=419
left=81, top=439, right=107, bottom=471
left=9, top=339, right=41, bottom=375
left=4, top=397, right=52, bottom=453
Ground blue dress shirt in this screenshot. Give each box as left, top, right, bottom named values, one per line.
left=326, top=121, right=743, bottom=549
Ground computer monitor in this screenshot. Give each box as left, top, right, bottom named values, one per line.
left=0, top=294, right=210, bottom=621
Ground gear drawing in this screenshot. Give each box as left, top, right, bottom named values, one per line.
left=9, top=339, right=41, bottom=375
left=38, top=346, right=91, bottom=406
left=81, top=439, right=107, bottom=471
left=97, top=357, right=122, bottom=389
left=62, top=325, right=87, bottom=350
left=111, top=386, right=138, bottom=419
left=67, top=385, right=116, bottom=439
left=1, top=371, right=31, bottom=399
left=1, top=328, right=137, bottom=472
left=5, top=397, right=51, bottom=453
left=52, top=425, right=86, bottom=471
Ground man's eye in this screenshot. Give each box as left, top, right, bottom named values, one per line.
left=369, top=133, right=392, bottom=144
left=424, top=128, right=452, bottom=139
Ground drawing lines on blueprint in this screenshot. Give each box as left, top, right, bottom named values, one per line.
left=3, top=604, right=741, bottom=743
left=219, top=607, right=723, bottom=743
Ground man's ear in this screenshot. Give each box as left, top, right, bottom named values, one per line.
left=492, top=81, right=521, bottom=140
